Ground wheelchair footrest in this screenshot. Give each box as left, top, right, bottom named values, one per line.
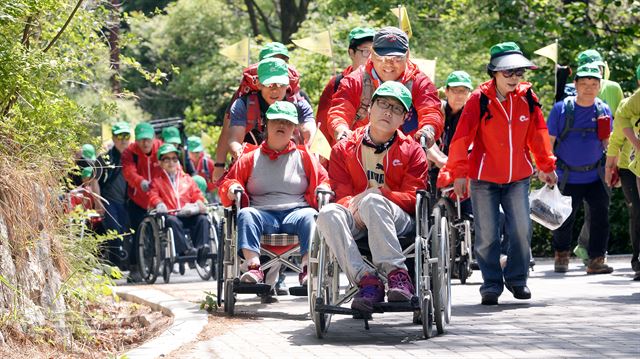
left=372, top=296, right=420, bottom=312
left=233, top=282, right=272, bottom=295
left=288, top=286, right=307, bottom=296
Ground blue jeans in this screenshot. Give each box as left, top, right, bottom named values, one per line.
left=237, top=206, right=317, bottom=257
left=471, top=178, right=531, bottom=295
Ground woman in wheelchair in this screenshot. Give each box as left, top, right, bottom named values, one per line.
left=149, top=144, right=210, bottom=263
left=220, top=101, right=329, bottom=286
left=316, top=82, right=429, bottom=313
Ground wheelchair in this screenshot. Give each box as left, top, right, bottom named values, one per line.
left=137, top=205, right=221, bottom=284
left=433, top=187, right=474, bottom=284
left=308, top=189, right=452, bottom=339
left=218, top=189, right=309, bottom=315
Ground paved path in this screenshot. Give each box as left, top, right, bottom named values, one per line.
left=120, top=256, right=639, bottom=358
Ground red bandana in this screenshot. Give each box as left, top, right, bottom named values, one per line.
left=260, top=140, right=296, bottom=160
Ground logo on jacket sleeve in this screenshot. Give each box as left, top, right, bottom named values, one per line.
left=392, top=159, right=403, bottom=166
left=519, top=115, right=529, bottom=122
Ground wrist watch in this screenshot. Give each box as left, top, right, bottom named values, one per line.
left=214, top=162, right=225, bottom=168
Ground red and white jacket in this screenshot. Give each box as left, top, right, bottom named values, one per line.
left=122, top=139, right=163, bottom=209
left=148, top=169, right=204, bottom=210
left=191, top=152, right=216, bottom=192
left=329, top=126, right=428, bottom=215
left=442, top=79, right=556, bottom=185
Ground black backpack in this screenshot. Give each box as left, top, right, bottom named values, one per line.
left=479, top=87, right=541, bottom=122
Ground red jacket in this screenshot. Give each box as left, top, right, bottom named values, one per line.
left=122, top=139, right=163, bottom=208
left=192, top=152, right=216, bottom=192
left=443, top=79, right=556, bottom=185
left=329, top=127, right=428, bottom=215
left=219, top=142, right=329, bottom=208
left=327, top=59, right=443, bottom=142
left=148, top=169, right=204, bottom=210
left=317, top=66, right=354, bottom=147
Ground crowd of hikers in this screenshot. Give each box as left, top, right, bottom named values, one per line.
left=68, top=26, right=640, bottom=309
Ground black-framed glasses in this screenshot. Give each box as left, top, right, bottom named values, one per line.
left=500, top=68, right=526, bottom=78
left=354, top=47, right=372, bottom=57
left=375, top=98, right=406, bottom=117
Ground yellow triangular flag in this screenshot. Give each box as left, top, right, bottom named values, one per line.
left=102, top=123, right=112, bottom=146
left=412, top=58, right=436, bottom=82
left=390, top=5, right=412, bottom=39
left=201, top=131, right=213, bottom=149
left=604, top=61, right=611, bottom=81
left=309, top=129, right=332, bottom=160
left=534, top=42, right=558, bottom=63
left=292, top=31, right=333, bottom=58
left=220, top=37, right=250, bottom=67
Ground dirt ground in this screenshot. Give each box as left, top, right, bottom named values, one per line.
left=0, top=295, right=172, bottom=359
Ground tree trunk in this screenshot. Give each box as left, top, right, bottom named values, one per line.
left=245, top=0, right=260, bottom=37
left=279, top=0, right=309, bottom=44
left=108, top=0, right=121, bottom=94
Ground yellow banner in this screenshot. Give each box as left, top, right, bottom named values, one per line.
left=220, top=37, right=250, bottom=67
left=101, top=123, right=112, bottom=146
left=412, top=58, right=436, bottom=82
left=201, top=131, right=214, bottom=149
left=309, top=129, right=331, bottom=160
left=390, top=5, right=412, bottom=39
left=292, top=31, right=333, bottom=58
left=534, top=42, right=558, bottom=64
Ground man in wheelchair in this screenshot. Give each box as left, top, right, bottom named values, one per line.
left=220, top=101, right=329, bottom=287
left=149, top=144, right=210, bottom=265
left=316, top=82, right=429, bottom=313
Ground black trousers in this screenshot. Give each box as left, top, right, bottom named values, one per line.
left=619, top=169, right=640, bottom=271
left=164, top=214, right=209, bottom=255
left=553, top=180, right=610, bottom=258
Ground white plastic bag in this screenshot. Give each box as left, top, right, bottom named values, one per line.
left=529, top=185, right=572, bottom=230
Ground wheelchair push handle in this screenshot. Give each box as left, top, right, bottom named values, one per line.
left=233, top=187, right=244, bottom=209
left=420, top=134, right=427, bottom=149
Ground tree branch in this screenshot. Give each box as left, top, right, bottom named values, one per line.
left=245, top=0, right=260, bottom=37
left=250, top=0, right=276, bottom=41
left=43, top=0, right=84, bottom=53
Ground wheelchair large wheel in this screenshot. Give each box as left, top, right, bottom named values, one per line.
left=224, top=279, right=235, bottom=315
left=161, top=228, right=174, bottom=284
left=308, top=230, right=335, bottom=338
left=137, top=217, right=161, bottom=284
left=216, top=218, right=226, bottom=308
left=196, top=214, right=222, bottom=281
left=431, top=206, right=446, bottom=334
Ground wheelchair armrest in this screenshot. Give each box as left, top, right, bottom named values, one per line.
left=315, top=188, right=334, bottom=209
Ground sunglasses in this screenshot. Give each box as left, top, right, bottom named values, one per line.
left=500, top=68, right=526, bottom=78
left=266, top=83, right=287, bottom=89
left=375, top=98, right=407, bottom=117
left=113, top=134, right=131, bottom=140
left=354, top=47, right=372, bottom=57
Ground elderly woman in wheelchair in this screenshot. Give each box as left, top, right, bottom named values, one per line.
left=149, top=144, right=210, bottom=264
left=219, top=101, right=329, bottom=290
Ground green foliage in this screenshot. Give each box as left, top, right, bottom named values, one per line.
left=199, top=291, right=218, bottom=313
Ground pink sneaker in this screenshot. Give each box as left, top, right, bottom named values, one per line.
left=351, top=274, right=385, bottom=312
left=240, top=264, right=264, bottom=284
left=387, top=268, right=415, bottom=302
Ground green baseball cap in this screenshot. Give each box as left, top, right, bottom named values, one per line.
left=348, top=27, right=375, bottom=43
left=192, top=175, right=207, bottom=195
left=161, top=126, right=181, bottom=144
left=81, top=144, right=96, bottom=161
left=135, top=122, right=155, bottom=140
left=187, top=136, right=204, bottom=152
left=81, top=166, right=93, bottom=179
left=265, top=101, right=299, bottom=124
left=575, top=63, right=602, bottom=80
left=487, top=41, right=537, bottom=71
left=372, top=81, right=412, bottom=111
left=577, top=49, right=605, bottom=67
left=257, top=58, right=289, bottom=86
left=157, top=143, right=179, bottom=160
left=111, top=121, right=131, bottom=135
left=445, top=71, right=473, bottom=90
left=259, top=42, right=289, bottom=61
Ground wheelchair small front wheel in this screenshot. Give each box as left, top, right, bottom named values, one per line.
left=421, top=295, right=434, bottom=339
left=162, top=258, right=172, bottom=284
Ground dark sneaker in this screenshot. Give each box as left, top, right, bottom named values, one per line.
left=386, top=268, right=415, bottom=302
left=586, top=257, right=614, bottom=275
left=351, top=274, right=384, bottom=312
left=127, top=268, right=143, bottom=283
left=181, top=247, right=197, bottom=257
left=259, top=289, right=279, bottom=304
left=481, top=292, right=499, bottom=305
left=240, top=264, right=264, bottom=283
left=505, top=284, right=531, bottom=300
left=633, top=271, right=640, bottom=281
left=554, top=250, right=571, bottom=273
left=299, top=266, right=308, bottom=286
left=196, top=244, right=210, bottom=268
left=275, top=272, right=288, bottom=295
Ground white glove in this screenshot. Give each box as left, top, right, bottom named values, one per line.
left=140, top=180, right=151, bottom=192
left=156, top=203, right=168, bottom=214
left=178, top=203, right=199, bottom=217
